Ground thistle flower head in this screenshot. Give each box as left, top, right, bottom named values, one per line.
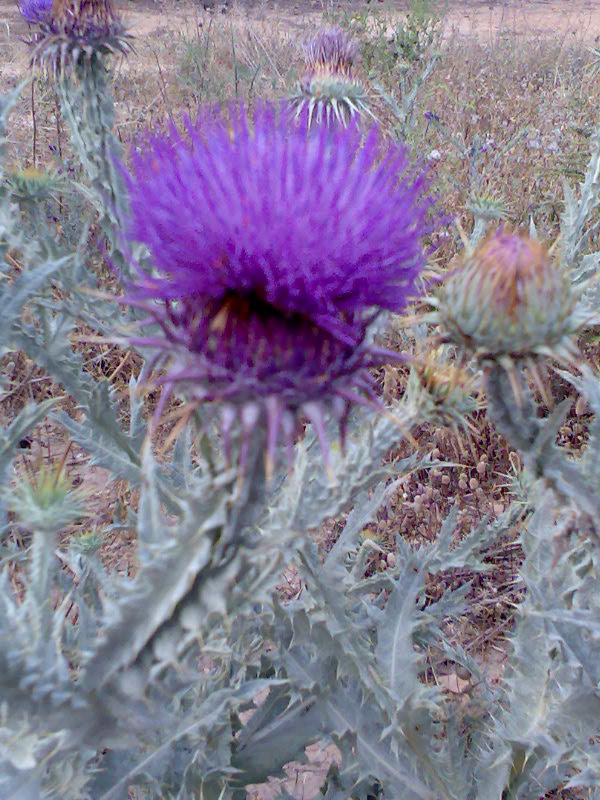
left=291, top=27, right=373, bottom=127
left=24, top=0, right=131, bottom=72
left=19, top=0, right=53, bottom=25
left=303, top=26, right=358, bottom=76
left=5, top=165, right=57, bottom=202
left=119, top=104, right=431, bottom=471
left=430, top=228, right=595, bottom=367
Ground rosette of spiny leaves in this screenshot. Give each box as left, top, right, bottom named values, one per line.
left=116, top=104, right=432, bottom=475
left=291, top=27, right=374, bottom=127
left=19, top=0, right=131, bottom=73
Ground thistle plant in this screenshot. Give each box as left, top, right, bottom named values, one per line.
left=19, top=0, right=53, bottom=25
left=290, top=27, right=374, bottom=127
left=4, top=13, right=600, bottom=799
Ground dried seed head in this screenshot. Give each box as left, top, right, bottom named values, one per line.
left=432, top=228, right=596, bottom=367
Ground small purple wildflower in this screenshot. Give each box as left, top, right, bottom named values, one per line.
left=19, top=0, right=53, bottom=24
left=120, top=104, right=432, bottom=471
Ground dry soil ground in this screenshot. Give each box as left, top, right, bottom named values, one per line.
left=2, top=0, right=600, bottom=76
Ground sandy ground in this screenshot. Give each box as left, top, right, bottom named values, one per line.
left=1, top=0, right=599, bottom=80
left=2, top=0, right=600, bottom=55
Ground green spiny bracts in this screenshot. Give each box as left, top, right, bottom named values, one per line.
left=427, top=228, right=597, bottom=369
left=290, top=27, right=375, bottom=128
left=8, top=461, right=86, bottom=534
left=5, top=166, right=58, bottom=203
left=403, top=345, right=483, bottom=436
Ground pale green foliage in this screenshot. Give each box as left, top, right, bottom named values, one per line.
left=2, top=42, right=600, bottom=800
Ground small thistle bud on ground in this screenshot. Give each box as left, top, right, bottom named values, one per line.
left=22, top=0, right=131, bottom=73
left=290, top=27, right=374, bottom=127
left=116, top=104, right=432, bottom=473
left=429, top=228, right=595, bottom=368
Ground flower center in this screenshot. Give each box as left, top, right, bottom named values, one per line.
left=168, top=290, right=361, bottom=392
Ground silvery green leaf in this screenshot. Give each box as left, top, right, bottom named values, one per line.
left=276, top=409, right=424, bottom=533
left=232, top=685, right=322, bottom=783
left=375, top=545, right=426, bottom=702
left=0, top=258, right=73, bottom=353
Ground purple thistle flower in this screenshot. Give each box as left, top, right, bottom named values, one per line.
left=292, top=27, right=372, bottom=127
left=119, top=104, right=431, bottom=472
left=303, top=27, right=358, bottom=76
left=19, top=0, right=53, bottom=25
left=23, top=0, right=131, bottom=72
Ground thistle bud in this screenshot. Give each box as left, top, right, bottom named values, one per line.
left=432, top=229, right=594, bottom=366
left=9, top=463, right=86, bottom=534
left=290, top=27, right=374, bottom=127
left=404, top=346, right=481, bottom=435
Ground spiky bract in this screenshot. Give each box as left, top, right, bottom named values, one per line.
left=291, top=27, right=373, bottom=127
left=5, top=166, right=57, bottom=202
left=119, top=104, right=431, bottom=469
left=430, top=229, right=595, bottom=367
left=24, top=0, right=131, bottom=73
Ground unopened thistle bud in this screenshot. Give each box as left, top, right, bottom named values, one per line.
left=429, top=229, right=596, bottom=368
left=9, top=463, right=86, bottom=534
left=290, top=27, right=374, bottom=127
left=5, top=166, right=57, bottom=203
left=404, top=346, right=482, bottom=435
